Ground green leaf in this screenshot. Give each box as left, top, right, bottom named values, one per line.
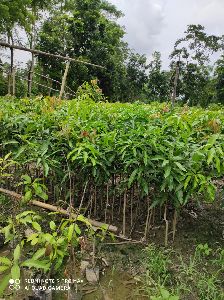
left=77, top=215, right=91, bottom=226
left=177, top=190, right=184, bottom=204
left=192, top=151, right=204, bottom=162
left=32, top=222, right=41, bottom=232
left=215, top=157, right=221, bottom=173
left=68, top=224, right=74, bottom=242
left=206, top=184, right=216, bottom=202
left=39, top=192, right=48, bottom=201
left=43, top=162, right=49, bottom=177
left=162, top=160, right=169, bottom=167
left=207, top=134, right=218, bottom=146
left=184, top=175, right=191, bottom=190
left=0, top=257, right=11, bottom=266
left=22, top=174, right=32, bottom=184
left=143, top=151, right=148, bottom=166
left=141, top=178, right=148, bottom=195
left=83, top=151, right=88, bottom=163
left=128, top=169, right=138, bottom=188
left=54, top=257, right=63, bottom=270
left=160, top=288, right=170, bottom=299
left=27, top=233, right=38, bottom=242
left=11, top=264, right=20, bottom=280
left=4, top=153, right=12, bottom=160
left=164, top=166, right=171, bottom=178
left=90, top=157, right=96, bottom=166
left=0, top=273, right=11, bottom=297
left=74, top=224, right=81, bottom=235
left=13, top=245, right=21, bottom=262
left=50, top=221, right=56, bottom=231
left=207, top=148, right=215, bottom=164
left=31, top=237, right=39, bottom=246
left=21, top=259, right=50, bottom=272
left=32, top=248, right=46, bottom=260
left=57, top=237, right=65, bottom=245
left=101, top=224, right=109, bottom=231
left=17, top=211, right=35, bottom=218
left=0, top=266, right=10, bottom=273
left=24, top=190, right=32, bottom=202
left=174, top=162, right=186, bottom=172
left=43, top=233, right=54, bottom=244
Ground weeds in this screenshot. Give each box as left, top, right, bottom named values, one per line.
left=141, top=243, right=224, bottom=300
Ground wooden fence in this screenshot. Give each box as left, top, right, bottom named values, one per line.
left=0, top=41, right=105, bottom=100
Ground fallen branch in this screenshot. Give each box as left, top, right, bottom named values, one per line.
left=0, top=187, right=118, bottom=233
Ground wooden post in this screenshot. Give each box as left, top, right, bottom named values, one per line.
left=10, top=47, right=13, bottom=74
left=28, top=55, right=35, bottom=97
left=7, top=72, right=11, bottom=95
left=12, top=67, right=16, bottom=96
left=48, top=77, right=52, bottom=96
left=59, top=60, right=70, bottom=100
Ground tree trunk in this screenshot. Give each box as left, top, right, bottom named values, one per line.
left=172, top=60, right=180, bottom=107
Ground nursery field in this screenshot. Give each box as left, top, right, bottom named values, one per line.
left=0, top=95, right=224, bottom=299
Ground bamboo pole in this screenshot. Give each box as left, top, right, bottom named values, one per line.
left=12, top=67, right=16, bottom=96
left=164, top=204, right=169, bottom=247
left=0, top=187, right=118, bottom=233
left=0, top=42, right=105, bottom=69
left=28, top=56, right=35, bottom=97
left=7, top=73, right=11, bottom=95
left=59, top=61, right=70, bottom=100
left=122, top=189, right=127, bottom=236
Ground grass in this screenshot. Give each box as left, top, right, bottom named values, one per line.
left=140, top=243, right=224, bottom=300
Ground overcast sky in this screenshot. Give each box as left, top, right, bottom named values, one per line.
left=110, top=0, right=224, bottom=67
left=1, top=0, right=224, bottom=69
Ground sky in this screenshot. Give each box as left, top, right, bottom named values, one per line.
left=110, top=0, right=224, bottom=67
left=1, top=0, right=224, bottom=69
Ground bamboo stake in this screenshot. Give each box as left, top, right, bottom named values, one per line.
left=144, top=197, right=153, bottom=240
left=59, top=61, right=70, bottom=100
left=164, top=204, right=169, bottom=247
left=122, top=189, right=127, bottom=236
left=12, top=67, right=16, bottom=96
left=172, top=209, right=178, bottom=242
left=104, top=183, right=109, bottom=223
left=7, top=73, right=11, bottom=95
left=0, top=187, right=118, bottom=233
left=94, top=186, right=97, bottom=217
left=28, top=54, right=35, bottom=96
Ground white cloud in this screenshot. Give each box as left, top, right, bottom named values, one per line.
left=111, top=0, right=166, bottom=54
left=2, top=0, right=224, bottom=69
left=111, top=0, right=224, bottom=68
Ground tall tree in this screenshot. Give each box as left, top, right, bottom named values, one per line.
left=214, top=54, right=224, bottom=104
left=170, top=24, right=223, bottom=105
left=37, top=0, right=129, bottom=100
left=144, top=51, right=171, bottom=102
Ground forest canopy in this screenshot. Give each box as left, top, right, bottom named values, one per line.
left=0, top=0, right=223, bottom=105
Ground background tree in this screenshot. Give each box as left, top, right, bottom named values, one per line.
left=37, top=0, right=126, bottom=99
left=214, top=55, right=224, bottom=104
left=143, top=51, right=171, bottom=102
left=170, top=24, right=223, bottom=106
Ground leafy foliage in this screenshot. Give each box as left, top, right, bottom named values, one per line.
left=0, top=96, right=223, bottom=211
